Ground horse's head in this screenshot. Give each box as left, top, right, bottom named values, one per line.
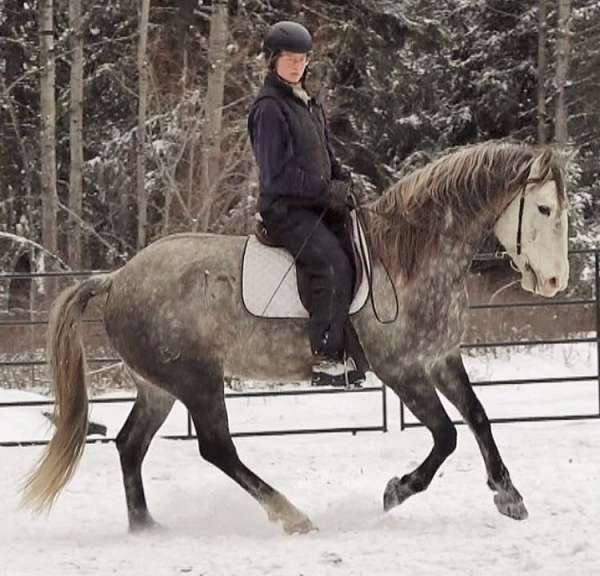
left=494, top=153, right=569, bottom=297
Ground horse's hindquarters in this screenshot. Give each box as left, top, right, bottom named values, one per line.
left=104, top=234, right=319, bottom=388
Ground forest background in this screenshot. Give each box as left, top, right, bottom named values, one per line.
left=0, top=0, right=598, bottom=308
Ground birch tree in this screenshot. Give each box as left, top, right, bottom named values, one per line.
left=555, top=0, right=571, bottom=147
left=68, top=0, right=84, bottom=268
left=39, top=0, right=58, bottom=258
left=136, top=0, right=151, bottom=249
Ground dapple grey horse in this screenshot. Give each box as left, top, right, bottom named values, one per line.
left=23, top=142, right=569, bottom=534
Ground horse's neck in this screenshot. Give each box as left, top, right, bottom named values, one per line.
left=362, top=203, right=480, bottom=289
left=421, top=236, right=476, bottom=285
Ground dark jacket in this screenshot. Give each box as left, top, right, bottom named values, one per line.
left=248, top=72, right=346, bottom=212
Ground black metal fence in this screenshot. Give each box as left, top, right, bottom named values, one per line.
left=1, top=248, right=598, bottom=446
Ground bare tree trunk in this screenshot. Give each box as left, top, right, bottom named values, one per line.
left=39, top=0, right=58, bottom=260
left=187, top=132, right=196, bottom=220
left=555, top=0, right=571, bottom=147
left=1, top=0, right=34, bottom=217
left=161, top=4, right=192, bottom=236
left=183, top=40, right=195, bottom=223
left=136, top=0, right=151, bottom=249
left=0, top=76, right=33, bottom=203
left=537, top=0, right=547, bottom=144
left=68, top=0, right=84, bottom=268
left=200, top=0, right=228, bottom=231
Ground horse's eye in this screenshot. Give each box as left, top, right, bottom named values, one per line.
left=538, top=205, right=551, bottom=217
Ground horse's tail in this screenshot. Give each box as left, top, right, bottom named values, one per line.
left=22, top=272, right=114, bottom=512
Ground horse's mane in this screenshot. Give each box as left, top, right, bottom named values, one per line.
left=367, top=142, right=567, bottom=281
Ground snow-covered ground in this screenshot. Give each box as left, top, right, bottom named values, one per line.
left=1, top=345, right=599, bottom=575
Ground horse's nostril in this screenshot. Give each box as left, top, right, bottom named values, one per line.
left=549, top=277, right=558, bottom=289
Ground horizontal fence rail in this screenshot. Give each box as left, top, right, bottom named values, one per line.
left=0, top=248, right=598, bottom=445
left=0, top=385, right=388, bottom=448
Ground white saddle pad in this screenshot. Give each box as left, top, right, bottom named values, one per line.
left=242, top=211, right=371, bottom=319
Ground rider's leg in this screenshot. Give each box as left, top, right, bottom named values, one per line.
left=261, top=203, right=355, bottom=384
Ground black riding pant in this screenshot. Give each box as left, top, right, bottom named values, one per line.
left=261, top=200, right=354, bottom=360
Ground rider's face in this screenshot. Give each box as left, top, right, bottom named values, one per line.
left=275, top=51, right=310, bottom=84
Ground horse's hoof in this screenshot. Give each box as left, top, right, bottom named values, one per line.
left=383, top=476, right=413, bottom=512
left=494, top=492, right=529, bottom=520
left=283, top=514, right=317, bottom=535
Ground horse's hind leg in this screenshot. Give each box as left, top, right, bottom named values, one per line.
left=179, top=360, right=314, bottom=534
left=116, top=371, right=175, bottom=531
left=384, top=365, right=457, bottom=512
left=431, top=353, right=528, bottom=520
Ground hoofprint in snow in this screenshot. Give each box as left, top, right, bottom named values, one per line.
left=1, top=345, right=598, bottom=576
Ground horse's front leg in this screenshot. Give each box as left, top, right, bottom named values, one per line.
left=383, top=365, right=458, bottom=512
left=431, top=353, right=528, bottom=520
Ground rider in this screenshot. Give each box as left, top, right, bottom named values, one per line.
left=247, top=21, right=365, bottom=387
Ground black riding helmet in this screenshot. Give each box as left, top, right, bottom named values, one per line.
left=263, top=21, right=312, bottom=60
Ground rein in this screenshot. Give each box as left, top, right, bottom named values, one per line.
left=257, top=171, right=540, bottom=326
left=352, top=192, right=399, bottom=324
